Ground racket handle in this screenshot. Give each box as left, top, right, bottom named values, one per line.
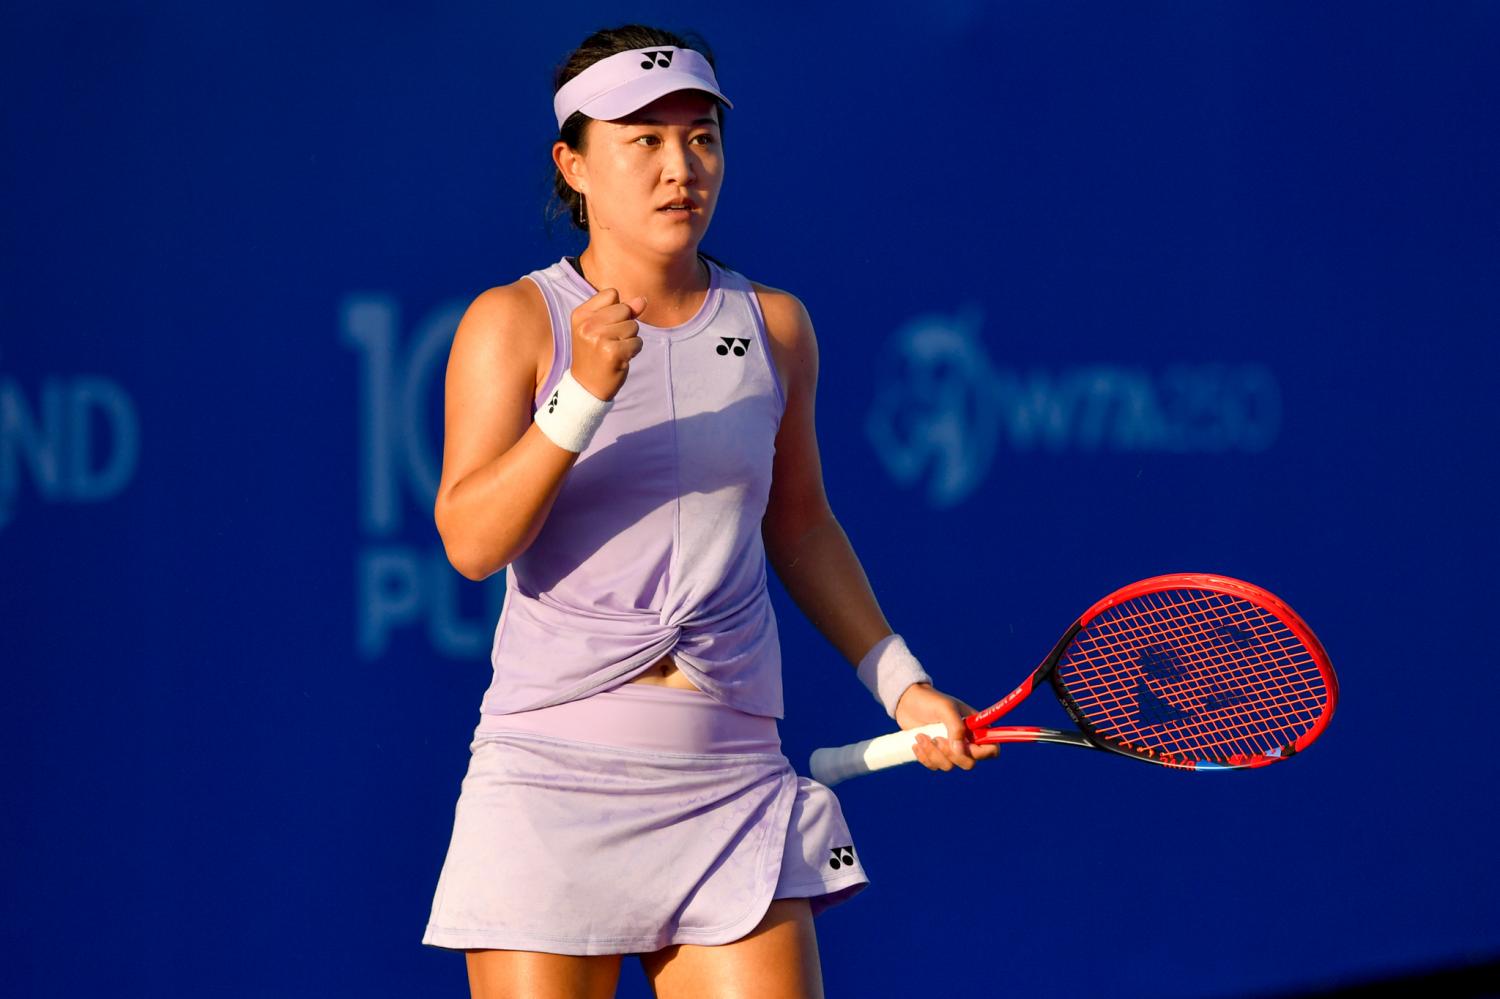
left=809, top=722, right=949, bottom=786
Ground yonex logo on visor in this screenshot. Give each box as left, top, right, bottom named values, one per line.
left=553, top=46, right=733, bottom=130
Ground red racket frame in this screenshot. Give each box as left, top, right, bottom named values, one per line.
left=958, top=573, right=1339, bottom=771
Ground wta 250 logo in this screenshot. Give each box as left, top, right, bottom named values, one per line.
left=865, top=309, right=1281, bottom=508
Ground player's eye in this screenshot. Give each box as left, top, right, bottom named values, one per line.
left=633, top=134, right=660, bottom=146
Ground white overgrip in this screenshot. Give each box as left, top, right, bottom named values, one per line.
left=808, top=722, right=949, bottom=786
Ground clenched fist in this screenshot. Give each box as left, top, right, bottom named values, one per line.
left=569, top=288, right=647, bottom=401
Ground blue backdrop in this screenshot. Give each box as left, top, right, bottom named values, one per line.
left=4, top=2, right=1497, bottom=996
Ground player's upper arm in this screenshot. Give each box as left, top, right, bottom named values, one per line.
left=752, top=281, right=832, bottom=557
left=434, top=279, right=550, bottom=525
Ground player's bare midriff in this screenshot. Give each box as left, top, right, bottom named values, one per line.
left=627, top=653, right=707, bottom=692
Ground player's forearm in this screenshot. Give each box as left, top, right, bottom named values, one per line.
left=434, top=425, right=578, bottom=581
left=765, top=515, right=894, bottom=667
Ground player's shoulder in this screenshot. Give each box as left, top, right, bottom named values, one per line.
left=465, top=274, right=549, bottom=330
left=446, top=275, right=555, bottom=403
left=746, top=278, right=815, bottom=349
left=452, top=275, right=551, bottom=354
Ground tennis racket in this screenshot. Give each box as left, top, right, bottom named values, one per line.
left=810, top=573, right=1337, bottom=784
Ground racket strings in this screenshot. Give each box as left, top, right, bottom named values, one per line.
left=1056, top=589, right=1329, bottom=764
left=1086, top=593, right=1325, bottom=759
left=1067, top=602, right=1309, bottom=761
left=1092, top=593, right=1326, bottom=759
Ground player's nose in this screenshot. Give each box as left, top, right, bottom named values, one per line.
left=661, top=137, right=697, bottom=185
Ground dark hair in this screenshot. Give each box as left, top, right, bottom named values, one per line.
left=547, top=24, right=726, bottom=235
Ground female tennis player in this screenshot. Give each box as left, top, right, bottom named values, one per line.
left=421, top=23, right=999, bottom=999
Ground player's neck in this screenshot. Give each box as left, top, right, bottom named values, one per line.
left=577, top=243, right=707, bottom=319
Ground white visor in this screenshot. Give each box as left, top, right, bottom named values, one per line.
left=553, top=46, right=732, bottom=130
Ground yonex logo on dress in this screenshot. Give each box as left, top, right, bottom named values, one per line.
left=716, top=337, right=749, bottom=357
left=547, top=390, right=560, bottom=414
left=640, top=50, right=673, bottom=69
left=828, top=846, right=855, bottom=870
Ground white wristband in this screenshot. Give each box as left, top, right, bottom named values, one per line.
left=534, top=368, right=612, bottom=453
left=856, top=634, right=932, bottom=719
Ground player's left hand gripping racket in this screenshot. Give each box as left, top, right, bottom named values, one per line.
left=810, top=574, right=1338, bottom=785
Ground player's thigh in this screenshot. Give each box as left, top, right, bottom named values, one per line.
left=639, top=897, right=823, bottom=999
left=464, top=948, right=622, bottom=999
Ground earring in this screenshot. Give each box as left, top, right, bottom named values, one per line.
left=579, top=194, right=587, bottom=228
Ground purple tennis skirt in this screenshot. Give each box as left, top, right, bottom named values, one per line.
left=421, top=682, right=868, bottom=955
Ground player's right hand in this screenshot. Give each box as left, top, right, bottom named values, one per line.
left=897, top=687, right=1000, bottom=772
left=569, top=288, right=647, bottom=401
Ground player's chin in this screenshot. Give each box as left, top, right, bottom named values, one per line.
left=649, top=227, right=707, bottom=258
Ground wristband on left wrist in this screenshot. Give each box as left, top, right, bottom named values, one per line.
left=856, top=633, right=933, bottom=719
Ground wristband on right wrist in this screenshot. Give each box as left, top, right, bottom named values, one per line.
left=534, top=368, right=612, bottom=453
left=856, top=633, right=933, bottom=719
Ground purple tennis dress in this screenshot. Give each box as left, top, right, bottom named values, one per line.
left=421, top=254, right=868, bottom=955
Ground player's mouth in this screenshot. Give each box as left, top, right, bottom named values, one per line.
left=657, top=197, right=698, bottom=216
